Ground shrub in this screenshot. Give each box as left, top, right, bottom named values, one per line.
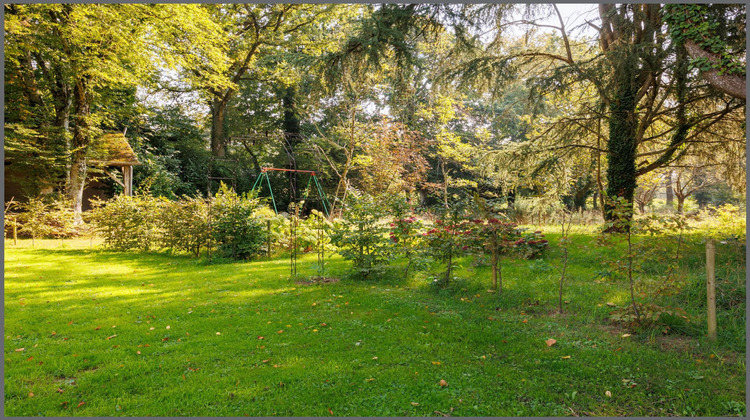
left=423, top=204, right=473, bottom=285
left=253, top=206, right=287, bottom=257
left=89, top=194, right=161, bottom=250
left=158, top=196, right=209, bottom=256
left=515, top=230, right=549, bottom=259
left=16, top=197, right=52, bottom=246
left=209, top=184, right=267, bottom=260
left=387, top=195, right=426, bottom=278
left=330, top=192, right=391, bottom=279
left=466, top=217, right=523, bottom=293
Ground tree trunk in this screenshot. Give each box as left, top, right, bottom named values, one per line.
left=676, top=196, right=685, bottom=214
left=68, top=77, right=91, bottom=221
left=491, top=247, right=499, bottom=292
left=35, top=53, right=73, bottom=188
left=210, top=99, right=227, bottom=158
left=282, top=86, right=301, bottom=204
left=604, top=51, right=638, bottom=226
left=665, top=170, right=674, bottom=207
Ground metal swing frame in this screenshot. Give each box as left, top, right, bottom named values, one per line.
left=251, top=167, right=330, bottom=217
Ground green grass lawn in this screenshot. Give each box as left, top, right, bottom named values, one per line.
left=4, top=233, right=746, bottom=416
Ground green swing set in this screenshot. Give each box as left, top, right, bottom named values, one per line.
left=251, top=167, right=331, bottom=217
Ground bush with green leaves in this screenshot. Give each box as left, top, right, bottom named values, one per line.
left=387, top=195, right=426, bottom=278
left=6, top=196, right=80, bottom=244
left=90, top=194, right=161, bottom=250
left=209, top=184, right=267, bottom=260
left=330, top=192, right=391, bottom=279
left=158, top=196, right=209, bottom=256
left=465, top=217, right=524, bottom=293
left=252, top=206, right=286, bottom=257
left=16, top=197, right=53, bottom=246
left=514, top=230, right=549, bottom=259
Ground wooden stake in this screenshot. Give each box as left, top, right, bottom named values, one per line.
left=706, top=238, right=717, bottom=341
left=267, top=219, right=272, bottom=259
left=13, top=220, right=18, bottom=246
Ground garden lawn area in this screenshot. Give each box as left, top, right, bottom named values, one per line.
left=4, top=234, right=746, bottom=416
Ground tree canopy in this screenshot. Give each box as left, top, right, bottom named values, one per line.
left=4, top=3, right=745, bottom=218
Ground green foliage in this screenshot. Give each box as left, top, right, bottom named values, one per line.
left=209, top=184, right=267, bottom=260
left=330, top=192, right=391, bottom=279
left=89, top=194, right=161, bottom=251
left=515, top=230, right=549, bottom=260
left=423, top=204, right=472, bottom=285
left=663, top=4, right=746, bottom=77
left=158, top=196, right=209, bottom=257
left=695, top=204, right=746, bottom=243
left=16, top=197, right=53, bottom=244
left=90, top=184, right=268, bottom=259
left=387, top=195, right=427, bottom=276
left=41, top=197, right=78, bottom=239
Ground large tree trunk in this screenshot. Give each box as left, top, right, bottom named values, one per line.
left=604, top=53, right=638, bottom=225
left=210, top=99, right=227, bottom=158
left=282, top=86, right=301, bottom=204
left=600, top=4, right=644, bottom=228
left=68, top=77, right=91, bottom=221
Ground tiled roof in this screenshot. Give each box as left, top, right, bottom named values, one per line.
left=89, top=132, right=140, bottom=166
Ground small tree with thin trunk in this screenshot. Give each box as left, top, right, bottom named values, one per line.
left=557, top=209, right=574, bottom=314
left=672, top=165, right=715, bottom=214
left=470, top=217, right=522, bottom=294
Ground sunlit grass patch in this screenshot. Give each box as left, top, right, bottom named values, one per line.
left=4, top=233, right=745, bottom=416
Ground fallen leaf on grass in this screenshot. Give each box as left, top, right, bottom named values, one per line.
left=411, top=402, right=420, bottom=406
left=77, top=401, right=85, bottom=408
left=372, top=356, right=378, bottom=360
left=561, top=355, right=571, bottom=359
left=28, top=392, right=34, bottom=398
left=136, top=351, right=141, bottom=355
left=545, top=339, right=557, bottom=347
left=431, top=361, right=441, bottom=365
left=605, top=390, right=612, bottom=398
left=328, top=408, right=333, bottom=415
left=439, top=379, right=448, bottom=387
left=57, top=388, right=64, bottom=393
left=277, top=330, right=283, bottom=334
left=365, top=378, right=375, bottom=382
left=94, top=326, right=101, bottom=331
left=216, top=332, right=221, bottom=335
left=166, top=326, right=170, bottom=330
left=621, top=334, right=631, bottom=338
left=106, top=335, right=117, bottom=340
left=15, top=348, right=24, bottom=352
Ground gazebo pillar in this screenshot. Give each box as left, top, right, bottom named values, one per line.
left=122, top=165, right=133, bottom=196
